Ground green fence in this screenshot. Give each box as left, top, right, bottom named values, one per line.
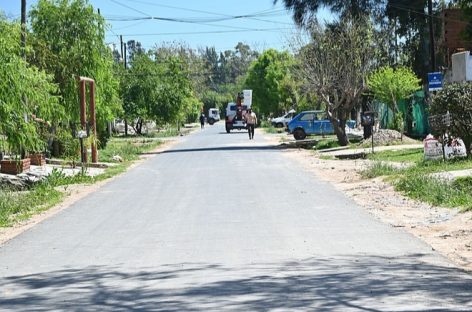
left=374, top=91, right=430, bottom=138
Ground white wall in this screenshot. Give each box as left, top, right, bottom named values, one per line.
left=451, top=51, right=472, bottom=82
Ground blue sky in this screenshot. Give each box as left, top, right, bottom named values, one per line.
left=0, top=0, right=333, bottom=53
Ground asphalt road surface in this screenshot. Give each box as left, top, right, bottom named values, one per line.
left=1, top=124, right=471, bottom=311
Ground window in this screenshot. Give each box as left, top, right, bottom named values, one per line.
left=300, top=113, right=315, bottom=121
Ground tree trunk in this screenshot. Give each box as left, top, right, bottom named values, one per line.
left=331, top=118, right=349, bottom=146
left=465, top=138, right=471, bottom=157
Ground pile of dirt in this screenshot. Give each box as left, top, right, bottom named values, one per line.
left=365, top=129, right=419, bottom=146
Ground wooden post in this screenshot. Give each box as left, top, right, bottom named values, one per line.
left=89, top=81, right=97, bottom=163
left=79, top=80, right=87, bottom=163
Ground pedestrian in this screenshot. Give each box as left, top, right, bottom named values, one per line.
left=244, top=108, right=257, bottom=140
left=199, top=113, right=205, bottom=129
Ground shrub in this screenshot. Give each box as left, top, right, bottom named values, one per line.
left=431, top=83, right=472, bottom=156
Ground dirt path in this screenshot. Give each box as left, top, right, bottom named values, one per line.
left=281, top=146, right=472, bottom=271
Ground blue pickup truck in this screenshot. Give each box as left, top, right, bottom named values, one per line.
left=287, top=110, right=356, bottom=140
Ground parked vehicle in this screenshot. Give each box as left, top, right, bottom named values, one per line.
left=208, top=108, right=220, bottom=125
left=271, top=109, right=296, bottom=128
left=287, top=110, right=356, bottom=140
left=225, top=90, right=252, bottom=133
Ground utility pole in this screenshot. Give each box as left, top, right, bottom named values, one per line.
left=21, top=0, right=26, bottom=59
left=428, top=0, right=436, bottom=72
left=122, top=36, right=128, bottom=136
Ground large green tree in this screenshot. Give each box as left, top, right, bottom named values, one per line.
left=0, top=19, right=60, bottom=156
left=29, top=0, right=121, bottom=141
left=245, top=49, right=296, bottom=116
left=367, top=66, right=421, bottom=113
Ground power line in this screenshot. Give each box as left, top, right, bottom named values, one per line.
left=107, top=28, right=292, bottom=37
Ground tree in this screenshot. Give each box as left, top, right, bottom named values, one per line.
left=29, top=0, right=121, bottom=142
left=274, top=0, right=383, bottom=25
left=245, top=49, right=296, bottom=116
left=367, top=66, right=421, bottom=113
left=431, top=83, right=472, bottom=156
left=0, top=19, right=60, bottom=156
left=297, top=17, right=379, bottom=146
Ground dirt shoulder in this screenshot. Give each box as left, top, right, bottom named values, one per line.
left=264, top=132, right=472, bottom=271
left=0, top=137, right=183, bottom=245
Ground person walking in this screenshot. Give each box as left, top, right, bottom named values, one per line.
left=244, top=108, right=257, bottom=140
left=199, top=113, right=205, bottom=129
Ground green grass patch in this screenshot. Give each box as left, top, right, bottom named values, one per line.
left=0, top=185, right=63, bottom=227
left=99, top=137, right=162, bottom=163
left=145, top=128, right=180, bottom=138
left=360, top=162, right=400, bottom=179
left=360, top=155, right=472, bottom=211
left=261, top=120, right=285, bottom=134
left=367, top=148, right=424, bottom=163
left=394, top=174, right=472, bottom=211
left=313, top=138, right=340, bottom=150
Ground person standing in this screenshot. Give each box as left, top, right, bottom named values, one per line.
left=244, top=108, right=257, bottom=140
left=199, top=113, right=205, bottom=129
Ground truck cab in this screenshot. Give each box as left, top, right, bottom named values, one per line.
left=208, top=108, right=220, bottom=125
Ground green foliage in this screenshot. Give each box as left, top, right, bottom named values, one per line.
left=368, top=148, right=424, bottom=163
left=431, top=83, right=472, bottom=156
left=29, top=0, right=121, bottom=142
left=98, top=137, right=161, bottom=163
left=313, top=139, right=340, bottom=150
left=395, top=173, right=472, bottom=211
left=0, top=184, right=63, bottom=227
left=122, top=52, right=193, bottom=128
left=245, top=49, right=296, bottom=116
left=360, top=162, right=400, bottom=178
left=367, top=66, right=421, bottom=113
left=0, top=19, right=61, bottom=156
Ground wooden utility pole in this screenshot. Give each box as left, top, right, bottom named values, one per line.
left=428, top=0, right=436, bottom=72
left=21, top=0, right=26, bottom=59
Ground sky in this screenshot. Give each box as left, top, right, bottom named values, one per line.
left=0, top=0, right=334, bottom=53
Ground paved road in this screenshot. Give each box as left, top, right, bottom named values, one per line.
left=0, top=124, right=471, bottom=311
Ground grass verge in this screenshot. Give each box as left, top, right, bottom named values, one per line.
left=360, top=156, right=472, bottom=211
left=367, top=148, right=423, bottom=162
left=0, top=137, right=163, bottom=227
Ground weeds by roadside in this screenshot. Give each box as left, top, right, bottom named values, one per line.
left=367, top=148, right=423, bottom=162
left=261, top=120, right=285, bottom=134
left=395, top=173, right=472, bottom=211
left=359, top=156, right=472, bottom=211
left=360, top=162, right=399, bottom=179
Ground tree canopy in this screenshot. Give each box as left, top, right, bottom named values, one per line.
left=29, top=0, right=121, bottom=140
left=0, top=19, right=60, bottom=155
left=245, top=49, right=296, bottom=116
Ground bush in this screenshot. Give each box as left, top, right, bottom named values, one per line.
left=431, top=83, right=472, bottom=156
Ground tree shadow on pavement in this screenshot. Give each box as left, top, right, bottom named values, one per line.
left=141, top=145, right=281, bottom=155
left=1, top=255, right=471, bottom=311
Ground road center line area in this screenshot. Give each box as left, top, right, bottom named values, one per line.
left=1, top=124, right=471, bottom=311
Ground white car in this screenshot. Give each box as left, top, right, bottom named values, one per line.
left=207, top=108, right=220, bottom=125
left=271, top=109, right=296, bottom=128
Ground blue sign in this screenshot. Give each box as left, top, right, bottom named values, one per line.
left=428, top=72, right=443, bottom=91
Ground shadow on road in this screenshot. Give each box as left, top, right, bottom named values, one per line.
left=141, top=144, right=281, bottom=155
left=1, top=255, right=471, bottom=311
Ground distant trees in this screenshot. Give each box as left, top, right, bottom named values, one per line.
left=245, top=49, right=296, bottom=116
